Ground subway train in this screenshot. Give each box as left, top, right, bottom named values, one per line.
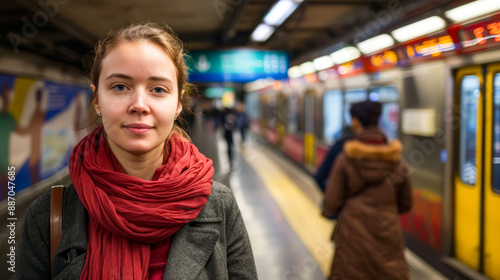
left=244, top=11, right=500, bottom=280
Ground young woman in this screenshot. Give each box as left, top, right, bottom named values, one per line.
left=15, top=23, right=257, bottom=280
left=323, top=101, right=413, bottom=280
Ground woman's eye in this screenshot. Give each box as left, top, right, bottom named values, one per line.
left=114, top=85, right=127, bottom=91
left=153, top=87, right=166, bottom=94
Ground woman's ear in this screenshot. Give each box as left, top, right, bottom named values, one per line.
left=90, top=84, right=100, bottom=115
left=177, top=89, right=184, bottom=116
left=176, top=102, right=183, bottom=117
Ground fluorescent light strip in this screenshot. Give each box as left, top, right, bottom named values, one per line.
left=299, top=61, right=315, bottom=75
left=313, top=55, right=334, bottom=71
left=264, top=0, right=302, bottom=26
left=251, top=24, right=275, bottom=42
left=330, top=46, right=361, bottom=65
left=288, top=66, right=302, bottom=78
left=445, top=0, right=500, bottom=23
left=357, top=34, right=395, bottom=55
left=391, top=16, right=446, bottom=43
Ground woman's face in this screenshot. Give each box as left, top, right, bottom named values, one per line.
left=92, top=41, right=182, bottom=156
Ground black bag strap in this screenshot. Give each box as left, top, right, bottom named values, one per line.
left=50, top=185, right=64, bottom=274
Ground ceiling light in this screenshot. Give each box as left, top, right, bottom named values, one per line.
left=445, top=0, right=500, bottom=23
left=299, top=61, right=315, bottom=75
left=288, top=66, right=302, bottom=78
left=357, top=34, right=395, bottom=55
left=264, top=0, right=302, bottom=26
left=330, top=47, right=361, bottom=65
left=391, top=16, right=446, bottom=43
left=251, top=24, right=275, bottom=42
left=313, top=56, right=334, bottom=71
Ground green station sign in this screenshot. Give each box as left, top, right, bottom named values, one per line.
left=187, top=49, right=289, bottom=82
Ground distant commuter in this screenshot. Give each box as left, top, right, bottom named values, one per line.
left=314, top=125, right=354, bottom=192
left=222, top=107, right=237, bottom=163
left=323, top=100, right=413, bottom=280
left=16, top=23, right=257, bottom=280
left=235, top=102, right=249, bottom=144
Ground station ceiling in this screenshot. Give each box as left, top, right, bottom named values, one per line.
left=1, top=0, right=471, bottom=69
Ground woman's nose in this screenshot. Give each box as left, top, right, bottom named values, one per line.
left=128, top=89, right=150, bottom=115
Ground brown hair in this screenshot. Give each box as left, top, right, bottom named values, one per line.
left=85, top=22, right=193, bottom=140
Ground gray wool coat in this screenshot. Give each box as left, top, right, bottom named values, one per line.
left=15, top=181, right=258, bottom=280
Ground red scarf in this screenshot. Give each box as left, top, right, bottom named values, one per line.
left=69, top=126, right=214, bottom=279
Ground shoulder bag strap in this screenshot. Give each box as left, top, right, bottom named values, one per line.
left=50, top=185, right=64, bottom=274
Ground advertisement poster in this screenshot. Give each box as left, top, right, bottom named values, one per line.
left=0, top=74, right=91, bottom=200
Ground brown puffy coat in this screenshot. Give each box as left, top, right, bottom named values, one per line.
left=323, top=129, right=412, bottom=280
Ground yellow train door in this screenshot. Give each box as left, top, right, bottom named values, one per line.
left=277, top=92, right=287, bottom=149
left=454, top=64, right=500, bottom=279
left=304, top=90, right=316, bottom=168
left=454, top=66, right=483, bottom=270
left=259, top=95, right=268, bottom=135
left=483, top=63, right=500, bottom=279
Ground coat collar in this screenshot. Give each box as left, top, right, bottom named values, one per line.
left=344, top=139, right=402, bottom=161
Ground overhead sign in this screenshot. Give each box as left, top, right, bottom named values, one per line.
left=187, top=50, right=289, bottom=83
left=406, top=35, right=455, bottom=58
left=459, top=18, right=500, bottom=52
left=368, top=50, right=398, bottom=71
left=404, top=34, right=455, bottom=59
left=395, top=32, right=456, bottom=65
left=337, top=59, right=365, bottom=77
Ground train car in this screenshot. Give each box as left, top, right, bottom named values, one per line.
left=245, top=10, right=500, bottom=280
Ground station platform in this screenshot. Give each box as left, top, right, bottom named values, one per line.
left=0, top=116, right=452, bottom=279
left=189, top=117, right=450, bottom=280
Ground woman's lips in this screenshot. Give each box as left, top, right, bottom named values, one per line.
left=123, top=124, right=153, bottom=134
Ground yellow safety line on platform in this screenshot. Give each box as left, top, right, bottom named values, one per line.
left=243, top=146, right=335, bottom=276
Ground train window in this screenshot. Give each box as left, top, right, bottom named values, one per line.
left=370, top=86, right=399, bottom=140
left=344, top=89, right=367, bottom=125
left=323, top=90, right=343, bottom=144
left=288, top=93, right=301, bottom=134
left=305, top=93, right=314, bottom=133
left=459, top=75, right=480, bottom=186
left=369, top=86, right=399, bottom=102
left=380, top=103, right=399, bottom=140
left=267, top=99, right=277, bottom=129
left=245, top=93, right=260, bottom=120
left=492, top=74, right=500, bottom=192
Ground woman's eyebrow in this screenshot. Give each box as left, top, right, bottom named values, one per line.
left=105, top=74, right=173, bottom=85
left=149, top=76, right=173, bottom=85
left=105, top=73, right=133, bottom=80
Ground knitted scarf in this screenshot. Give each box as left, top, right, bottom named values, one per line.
left=69, top=126, right=214, bottom=279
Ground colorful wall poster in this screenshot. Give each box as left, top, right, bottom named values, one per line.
left=0, top=73, right=91, bottom=200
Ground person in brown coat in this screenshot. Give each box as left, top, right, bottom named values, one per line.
left=323, top=101, right=413, bottom=280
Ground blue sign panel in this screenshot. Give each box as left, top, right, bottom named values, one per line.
left=187, top=50, right=289, bottom=83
